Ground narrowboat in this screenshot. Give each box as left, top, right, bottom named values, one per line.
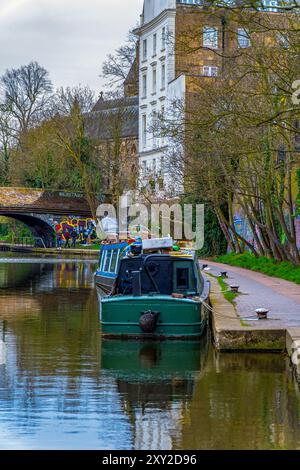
left=99, top=238, right=210, bottom=339
left=95, top=242, right=128, bottom=294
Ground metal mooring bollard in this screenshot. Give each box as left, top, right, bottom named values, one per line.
left=202, top=264, right=208, bottom=270
left=256, top=308, right=269, bottom=320
left=220, top=271, right=228, bottom=278
left=230, top=285, right=239, bottom=293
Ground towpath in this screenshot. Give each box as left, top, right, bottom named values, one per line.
left=201, top=260, right=300, bottom=329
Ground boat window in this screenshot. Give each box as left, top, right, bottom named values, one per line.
left=100, top=250, right=107, bottom=271
left=172, top=260, right=197, bottom=294
left=104, top=250, right=112, bottom=272
left=176, top=268, right=189, bottom=290
left=110, top=249, right=119, bottom=273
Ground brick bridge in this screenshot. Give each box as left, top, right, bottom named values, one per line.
left=0, top=187, right=106, bottom=247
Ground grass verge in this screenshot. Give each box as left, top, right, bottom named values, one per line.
left=78, top=243, right=101, bottom=250
left=216, top=275, right=239, bottom=304
left=215, top=253, right=300, bottom=284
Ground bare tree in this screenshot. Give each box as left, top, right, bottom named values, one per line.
left=53, top=85, right=96, bottom=116
left=0, top=61, right=53, bottom=133
left=101, top=29, right=138, bottom=89
left=52, top=96, right=102, bottom=217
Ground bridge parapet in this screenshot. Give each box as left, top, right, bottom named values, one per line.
left=0, top=187, right=107, bottom=216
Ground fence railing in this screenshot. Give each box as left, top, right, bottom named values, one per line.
left=0, top=237, right=47, bottom=249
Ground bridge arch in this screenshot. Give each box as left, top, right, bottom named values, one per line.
left=1, top=213, right=56, bottom=248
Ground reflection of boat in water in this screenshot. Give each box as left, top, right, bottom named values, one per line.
left=99, top=238, right=210, bottom=339
left=102, top=339, right=208, bottom=380
left=101, top=337, right=209, bottom=450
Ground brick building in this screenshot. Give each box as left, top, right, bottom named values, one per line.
left=134, top=0, right=297, bottom=194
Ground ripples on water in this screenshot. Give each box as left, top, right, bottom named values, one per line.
left=0, top=256, right=300, bottom=450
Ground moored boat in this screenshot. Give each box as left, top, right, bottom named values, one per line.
left=99, top=238, right=210, bottom=339
left=94, top=242, right=128, bottom=294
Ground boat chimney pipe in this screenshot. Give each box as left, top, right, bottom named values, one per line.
left=132, top=271, right=142, bottom=297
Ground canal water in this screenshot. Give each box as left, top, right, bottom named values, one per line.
left=0, top=257, right=300, bottom=450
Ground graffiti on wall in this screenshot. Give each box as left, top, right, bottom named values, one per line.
left=233, top=213, right=255, bottom=247
left=50, top=215, right=97, bottom=244
left=233, top=211, right=300, bottom=251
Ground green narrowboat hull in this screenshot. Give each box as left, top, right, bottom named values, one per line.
left=100, top=295, right=208, bottom=339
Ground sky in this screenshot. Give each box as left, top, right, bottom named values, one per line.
left=0, top=0, right=143, bottom=93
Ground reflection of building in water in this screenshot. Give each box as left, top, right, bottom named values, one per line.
left=121, top=381, right=189, bottom=450
left=52, top=262, right=96, bottom=290
left=0, top=260, right=97, bottom=292
left=102, top=339, right=209, bottom=450
left=0, top=340, right=6, bottom=366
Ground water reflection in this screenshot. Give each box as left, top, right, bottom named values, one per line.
left=0, top=259, right=95, bottom=291
left=0, top=259, right=299, bottom=449
left=177, top=350, right=300, bottom=450
left=0, top=339, right=6, bottom=365
left=102, top=339, right=209, bottom=450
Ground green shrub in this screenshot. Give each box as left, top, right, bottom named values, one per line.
left=215, top=253, right=300, bottom=284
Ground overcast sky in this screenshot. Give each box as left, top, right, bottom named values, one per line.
left=0, top=0, right=142, bottom=93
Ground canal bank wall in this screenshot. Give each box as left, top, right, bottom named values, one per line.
left=209, top=276, right=286, bottom=352
left=206, top=262, right=300, bottom=382
left=0, top=243, right=98, bottom=257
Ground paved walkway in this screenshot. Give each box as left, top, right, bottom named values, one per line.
left=201, top=260, right=300, bottom=329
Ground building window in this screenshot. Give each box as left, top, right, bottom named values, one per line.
left=153, top=33, right=157, bottom=56
left=237, top=28, right=250, bottom=48
left=161, top=106, right=165, bottom=145
left=142, top=39, right=147, bottom=61
left=142, top=161, right=147, bottom=177
left=203, top=66, right=218, bottom=77
left=152, top=68, right=157, bottom=94
left=203, top=26, right=218, bottom=49
left=152, top=110, right=158, bottom=148
left=142, top=74, right=147, bottom=98
left=142, top=115, right=147, bottom=148
left=161, top=63, right=166, bottom=90
left=162, top=27, right=166, bottom=50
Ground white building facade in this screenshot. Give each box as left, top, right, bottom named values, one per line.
left=137, top=0, right=179, bottom=193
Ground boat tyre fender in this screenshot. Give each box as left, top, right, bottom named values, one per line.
left=139, top=311, right=160, bottom=334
